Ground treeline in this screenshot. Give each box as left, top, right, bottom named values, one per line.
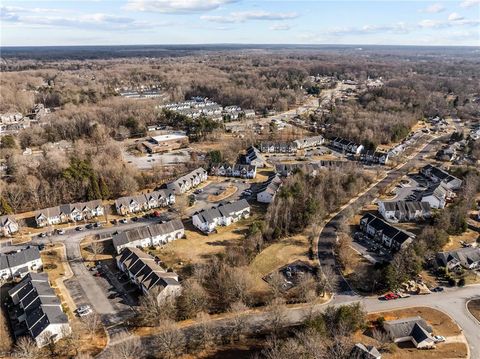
left=0, top=129, right=199, bottom=214
left=264, top=166, right=373, bottom=240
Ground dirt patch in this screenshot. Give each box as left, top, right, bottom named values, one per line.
left=207, top=186, right=238, bottom=202
left=444, top=229, right=479, bottom=251
left=467, top=299, right=480, bottom=322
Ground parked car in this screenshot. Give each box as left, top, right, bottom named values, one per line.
left=119, top=219, right=128, bottom=224
left=75, top=226, right=84, bottom=231
left=38, top=232, right=47, bottom=238
left=434, top=335, right=446, bottom=343
left=94, top=222, right=102, bottom=228
left=85, top=223, right=94, bottom=229
left=432, top=286, right=444, bottom=292
left=77, top=305, right=92, bottom=317
left=56, top=229, right=65, bottom=235
left=131, top=217, right=139, bottom=222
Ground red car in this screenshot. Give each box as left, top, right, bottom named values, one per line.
left=382, top=292, right=399, bottom=300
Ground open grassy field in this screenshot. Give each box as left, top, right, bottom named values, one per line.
left=363, top=307, right=467, bottom=359
left=444, top=229, right=479, bottom=251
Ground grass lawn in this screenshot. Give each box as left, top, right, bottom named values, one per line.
left=41, top=244, right=75, bottom=318
left=148, top=214, right=261, bottom=273
left=467, top=299, right=480, bottom=322
left=364, top=307, right=467, bottom=359
left=249, top=234, right=314, bottom=293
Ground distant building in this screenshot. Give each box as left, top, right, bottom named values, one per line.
left=360, top=151, right=389, bottom=165
left=142, top=132, right=189, bottom=153
left=8, top=273, right=71, bottom=347
left=116, top=247, right=181, bottom=302
left=330, top=137, right=364, bottom=154
left=0, top=246, right=42, bottom=280
left=112, top=219, right=185, bottom=253
left=243, top=146, right=268, bottom=167
left=383, top=316, right=435, bottom=349
left=192, top=199, right=250, bottom=234
left=211, top=163, right=257, bottom=179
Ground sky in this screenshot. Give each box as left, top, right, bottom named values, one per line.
left=1, top=0, right=479, bottom=46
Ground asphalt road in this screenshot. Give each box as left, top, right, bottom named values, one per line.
left=317, top=134, right=445, bottom=295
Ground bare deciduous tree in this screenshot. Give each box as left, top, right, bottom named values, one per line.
left=12, top=336, right=40, bottom=359
left=82, top=312, right=101, bottom=339
left=108, top=332, right=144, bottom=359
left=228, top=301, right=249, bottom=343
left=153, top=320, right=186, bottom=359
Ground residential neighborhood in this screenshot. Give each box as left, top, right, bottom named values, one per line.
left=1, top=24, right=479, bottom=359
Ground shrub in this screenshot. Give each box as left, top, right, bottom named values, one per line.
left=458, top=278, right=466, bottom=287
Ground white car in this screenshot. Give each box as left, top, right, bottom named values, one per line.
left=434, top=335, right=446, bottom=343
left=77, top=305, right=92, bottom=317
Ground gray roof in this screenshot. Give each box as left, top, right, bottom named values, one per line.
left=384, top=316, right=432, bottom=342
left=0, top=246, right=40, bottom=269
left=117, top=247, right=179, bottom=294
left=193, top=199, right=250, bottom=224
left=36, top=199, right=103, bottom=220
left=112, top=219, right=184, bottom=250
left=8, top=272, right=68, bottom=340
left=167, top=167, right=207, bottom=191
left=437, top=247, right=480, bottom=268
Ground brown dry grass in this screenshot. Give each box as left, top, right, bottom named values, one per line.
left=249, top=234, right=313, bottom=292
left=444, top=229, right=479, bottom=251
left=368, top=307, right=462, bottom=337
left=0, top=284, right=13, bottom=356
left=467, top=299, right=480, bottom=322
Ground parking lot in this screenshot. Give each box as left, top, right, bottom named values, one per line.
left=187, top=178, right=252, bottom=215
left=351, top=232, right=392, bottom=264
left=123, top=148, right=191, bottom=170
left=390, top=173, right=430, bottom=201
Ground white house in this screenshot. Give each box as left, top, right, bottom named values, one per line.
left=378, top=201, right=431, bottom=223
left=257, top=174, right=282, bottom=203
left=383, top=317, right=435, bottom=349
left=0, top=246, right=42, bottom=280
left=211, top=163, right=257, bottom=179
left=331, top=137, right=364, bottom=154
left=420, top=182, right=450, bottom=209
left=166, top=168, right=208, bottom=194
left=112, top=219, right=184, bottom=253
left=115, top=189, right=174, bottom=215
left=0, top=215, right=19, bottom=236
left=192, top=199, right=250, bottom=234
left=116, top=247, right=181, bottom=303
left=244, top=146, right=268, bottom=168
left=8, top=273, right=71, bottom=347
left=35, top=200, right=105, bottom=227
